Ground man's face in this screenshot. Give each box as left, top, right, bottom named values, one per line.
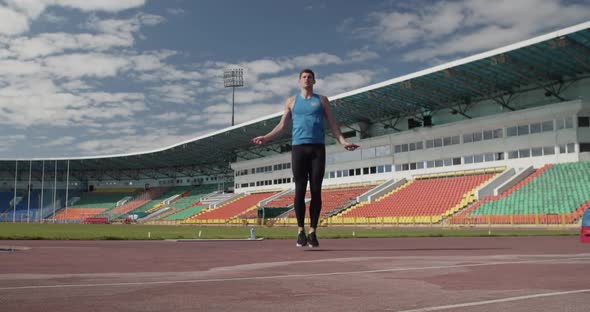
left=299, top=72, right=315, bottom=88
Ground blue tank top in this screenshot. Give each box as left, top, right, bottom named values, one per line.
left=291, top=93, right=325, bottom=145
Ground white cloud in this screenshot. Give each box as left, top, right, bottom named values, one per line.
left=202, top=102, right=282, bottom=127
left=0, top=6, right=30, bottom=35
left=41, top=12, right=66, bottom=24
left=150, top=83, right=199, bottom=104
left=346, top=47, right=379, bottom=63
left=75, top=131, right=201, bottom=156
left=86, top=13, right=164, bottom=35
left=0, top=59, right=43, bottom=76
left=1, top=0, right=146, bottom=36
left=152, top=112, right=186, bottom=121
left=0, top=134, right=26, bottom=149
left=40, top=136, right=76, bottom=147
left=317, top=70, right=377, bottom=96
left=354, top=0, right=590, bottom=62
left=7, top=33, right=134, bottom=59
left=166, top=8, right=186, bottom=15
left=138, top=64, right=202, bottom=81
left=54, top=0, right=146, bottom=13
left=43, top=53, right=129, bottom=78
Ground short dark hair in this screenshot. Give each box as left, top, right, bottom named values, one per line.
left=299, top=68, right=315, bottom=79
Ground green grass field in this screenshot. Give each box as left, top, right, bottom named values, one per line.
left=0, top=223, right=579, bottom=240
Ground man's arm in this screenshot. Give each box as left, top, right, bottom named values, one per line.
left=321, top=95, right=359, bottom=151
left=251, top=97, right=293, bottom=145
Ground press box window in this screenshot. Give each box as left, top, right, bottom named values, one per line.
left=565, top=117, right=574, bottom=128
left=443, top=136, right=451, bottom=146
left=542, top=120, right=553, bottom=132
left=508, top=151, right=518, bottom=159
left=519, top=149, right=530, bottom=158
left=531, top=147, right=543, bottom=157
left=517, top=125, right=529, bottom=136
left=569, top=143, right=579, bottom=153
left=559, top=144, right=566, bottom=154
left=463, top=133, right=473, bottom=143
left=580, top=143, right=590, bottom=152
left=507, top=126, right=517, bottom=137
left=493, top=128, right=503, bottom=138
left=530, top=123, right=541, bottom=134
left=579, top=116, right=590, bottom=128
left=433, top=138, right=443, bottom=148
left=543, top=146, right=555, bottom=155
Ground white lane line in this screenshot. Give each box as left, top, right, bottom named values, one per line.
left=0, top=256, right=588, bottom=291
left=395, top=288, right=590, bottom=312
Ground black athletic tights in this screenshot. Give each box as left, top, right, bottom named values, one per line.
left=291, top=144, right=326, bottom=229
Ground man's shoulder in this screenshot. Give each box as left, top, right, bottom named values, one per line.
left=317, top=94, right=329, bottom=104
left=285, top=96, right=296, bottom=109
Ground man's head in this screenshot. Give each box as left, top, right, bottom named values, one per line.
left=298, top=68, right=315, bottom=89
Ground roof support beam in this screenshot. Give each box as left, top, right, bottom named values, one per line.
left=552, top=38, right=590, bottom=72
left=444, top=69, right=516, bottom=111
left=501, top=53, right=569, bottom=101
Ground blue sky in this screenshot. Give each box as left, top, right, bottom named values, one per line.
left=0, top=0, right=589, bottom=158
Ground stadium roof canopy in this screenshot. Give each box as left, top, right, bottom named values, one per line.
left=1, top=21, right=590, bottom=178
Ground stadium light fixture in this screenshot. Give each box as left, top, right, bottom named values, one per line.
left=223, top=68, right=244, bottom=126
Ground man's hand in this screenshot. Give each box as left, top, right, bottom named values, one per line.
left=343, top=142, right=359, bottom=151
left=251, top=136, right=267, bottom=145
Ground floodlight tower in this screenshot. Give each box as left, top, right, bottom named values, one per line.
left=223, top=68, right=244, bottom=126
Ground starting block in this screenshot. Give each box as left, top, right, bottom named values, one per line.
left=581, top=208, right=590, bottom=243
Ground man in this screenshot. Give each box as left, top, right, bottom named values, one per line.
left=252, top=69, right=359, bottom=248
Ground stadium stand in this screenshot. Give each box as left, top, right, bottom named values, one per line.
left=450, top=161, right=590, bottom=225
left=140, top=185, right=216, bottom=222
left=327, top=170, right=499, bottom=224
left=100, top=187, right=169, bottom=220
left=68, top=190, right=138, bottom=210
left=283, top=184, right=378, bottom=218
left=0, top=189, right=74, bottom=222
left=53, top=208, right=105, bottom=221
left=161, top=204, right=209, bottom=221
left=183, top=191, right=279, bottom=224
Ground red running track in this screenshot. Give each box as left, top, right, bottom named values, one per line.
left=1, top=236, right=589, bottom=312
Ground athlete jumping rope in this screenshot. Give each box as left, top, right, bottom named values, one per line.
left=252, top=69, right=359, bottom=247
